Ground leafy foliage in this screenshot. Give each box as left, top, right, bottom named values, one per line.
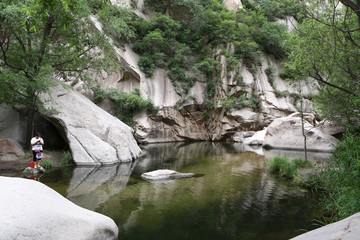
left=308, top=134, right=360, bottom=222
left=255, top=22, right=289, bottom=59
left=97, top=4, right=139, bottom=45
left=286, top=0, right=360, bottom=131
left=135, top=0, right=295, bottom=100
left=0, top=0, right=117, bottom=141
left=92, top=86, right=158, bottom=125
left=220, top=94, right=262, bottom=112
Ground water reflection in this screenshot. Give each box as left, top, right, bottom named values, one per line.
left=66, top=161, right=137, bottom=210
left=40, top=142, right=324, bottom=240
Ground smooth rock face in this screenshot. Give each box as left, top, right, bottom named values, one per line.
left=291, top=212, right=360, bottom=240
left=141, top=169, right=195, bottom=181
left=0, top=176, right=118, bottom=240
left=244, top=129, right=267, bottom=146
left=43, top=87, right=141, bottom=165
left=0, top=138, right=25, bottom=161
left=0, top=104, right=27, bottom=147
left=263, top=115, right=338, bottom=152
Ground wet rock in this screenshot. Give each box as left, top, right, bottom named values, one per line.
left=23, top=166, right=46, bottom=175
left=141, top=169, right=195, bottom=182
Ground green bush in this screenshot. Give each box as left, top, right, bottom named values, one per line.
left=254, top=22, right=288, bottom=59
left=220, top=98, right=235, bottom=111
left=293, top=158, right=313, bottom=168
left=309, top=134, right=360, bottom=221
left=96, top=4, right=139, bottom=45
left=275, top=90, right=289, bottom=98
left=265, top=66, right=276, bottom=87
left=138, top=54, right=156, bottom=77
left=91, top=86, right=158, bottom=125
left=279, top=68, right=297, bottom=80
left=268, top=156, right=312, bottom=179
left=61, top=151, right=74, bottom=167
left=41, top=160, right=55, bottom=169
left=268, top=156, right=298, bottom=179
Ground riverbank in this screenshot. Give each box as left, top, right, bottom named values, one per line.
left=0, top=150, right=64, bottom=175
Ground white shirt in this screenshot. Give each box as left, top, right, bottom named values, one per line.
left=31, top=137, right=44, bottom=151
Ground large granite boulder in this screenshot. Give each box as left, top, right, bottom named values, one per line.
left=0, top=176, right=118, bottom=240
left=43, top=87, right=141, bottom=165
left=291, top=212, right=360, bottom=240
left=0, top=138, right=25, bottom=161
left=263, top=114, right=338, bottom=152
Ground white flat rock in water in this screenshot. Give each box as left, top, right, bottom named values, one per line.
left=141, top=169, right=195, bottom=181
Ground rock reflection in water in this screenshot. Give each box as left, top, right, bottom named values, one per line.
left=49, top=142, right=321, bottom=240
left=66, top=161, right=137, bottom=210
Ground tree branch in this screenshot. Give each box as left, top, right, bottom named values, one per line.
left=311, top=64, right=354, bottom=95
left=0, top=37, right=25, bottom=71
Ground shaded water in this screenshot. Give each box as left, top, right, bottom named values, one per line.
left=39, top=143, right=325, bottom=239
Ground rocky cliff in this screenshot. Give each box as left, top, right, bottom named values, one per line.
left=80, top=3, right=318, bottom=144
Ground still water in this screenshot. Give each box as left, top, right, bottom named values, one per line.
left=40, top=142, right=327, bottom=240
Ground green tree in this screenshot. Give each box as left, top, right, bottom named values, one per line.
left=255, top=21, right=288, bottom=59
left=0, top=0, right=115, bottom=143
left=287, top=0, right=360, bottom=130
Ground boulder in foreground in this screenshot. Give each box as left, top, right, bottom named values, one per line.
left=0, top=176, right=118, bottom=240
left=141, top=169, right=195, bottom=182
left=291, top=212, right=360, bottom=240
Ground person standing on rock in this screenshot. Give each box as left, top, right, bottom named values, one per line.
left=31, top=132, right=44, bottom=168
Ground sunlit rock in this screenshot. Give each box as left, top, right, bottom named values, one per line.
left=43, top=87, right=141, bottom=165
left=263, top=115, right=338, bottom=152
left=276, top=16, right=298, bottom=33
left=0, top=176, right=118, bottom=240
left=223, top=0, right=243, bottom=12
left=244, top=129, right=267, bottom=146
left=141, top=169, right=195, bottom=182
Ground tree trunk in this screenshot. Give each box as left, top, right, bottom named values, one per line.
left=300, top=101, right=308, bottom=161
left=26, top=108, right=35, bottom=150
left=299, top=81, right=308, bottom=161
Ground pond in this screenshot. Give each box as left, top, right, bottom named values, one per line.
left=26, top=142, right=330, bottom=239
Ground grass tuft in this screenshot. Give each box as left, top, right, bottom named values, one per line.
left=60, top=151, right=74, bottom=167
left=41, top=160, right=55, bottom=169
left=268, top=156, right=312, bottom=179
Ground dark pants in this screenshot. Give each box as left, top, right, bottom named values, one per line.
left=32, top=150, right=43, bottom=162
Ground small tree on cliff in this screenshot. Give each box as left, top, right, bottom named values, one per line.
left=0, top=0, right=116, bottom=144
